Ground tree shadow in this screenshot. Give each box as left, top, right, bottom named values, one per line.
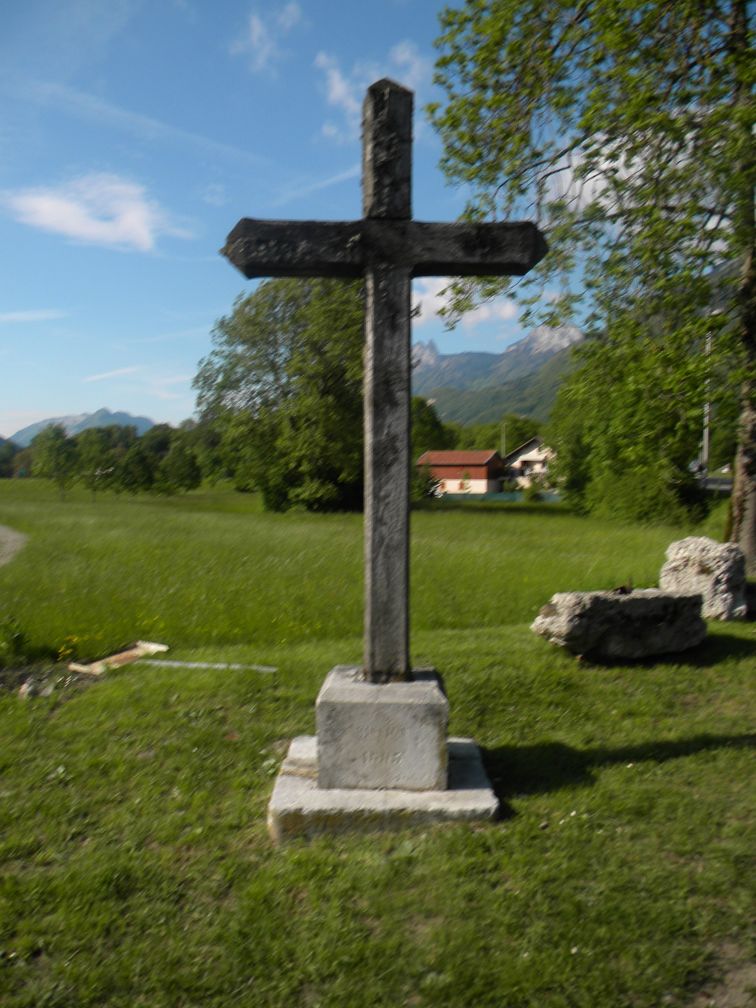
left=482, top=732, right=755, bottom=814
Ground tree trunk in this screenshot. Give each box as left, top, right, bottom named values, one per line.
left=728, top=0, right=755, bottom=577
left=730, top=375, right=756, bottom=576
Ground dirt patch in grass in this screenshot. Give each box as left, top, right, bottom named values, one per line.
left=0, top=523, right=26, bottom=567
left=689, top=943, right=756, bottom=1008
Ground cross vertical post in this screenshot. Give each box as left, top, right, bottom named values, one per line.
left=221, top=76, right=548, bottom=693
left=362, top=80, right=413, bottom=683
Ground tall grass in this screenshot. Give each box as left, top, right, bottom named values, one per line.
left=0, top=480, right=715, bottom=661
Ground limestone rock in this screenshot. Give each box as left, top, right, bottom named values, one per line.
left=659, top=536, right=747, bottom=621
left=531, top=589, right=706, bottom=659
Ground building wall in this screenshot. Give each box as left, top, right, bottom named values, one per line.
left=427, top=465, right=492, bottom=481
left=508, top=445, right=552, bottom=488
left=438, top=478, right=497, bottom=495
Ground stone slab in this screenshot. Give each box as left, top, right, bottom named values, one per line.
left=316, top=665, right=448, bottom=790
left=531, top=589, right=707, bottom=659
left=267, top=736, right=498, bottom=844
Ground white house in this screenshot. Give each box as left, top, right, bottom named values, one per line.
left=502, top=437, right=552, bottom=487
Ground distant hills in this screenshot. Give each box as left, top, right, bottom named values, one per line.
left=9, top=408, right=155, bottom=448
left=412, top=325, right=583, bottom=424
left=8, top=325, right=582, bottom=447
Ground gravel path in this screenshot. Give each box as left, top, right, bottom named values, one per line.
left=0, top=524, right=27, bottom=568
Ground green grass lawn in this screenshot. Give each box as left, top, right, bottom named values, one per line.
left=0, top=481, right=753, bottom=1007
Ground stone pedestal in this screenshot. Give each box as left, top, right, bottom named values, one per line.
left=316, top=666, right=448, bottom=791
left=266, top=665, right=498, bottom=843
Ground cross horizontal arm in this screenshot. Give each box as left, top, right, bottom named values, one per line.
left=222, top=218, right=547, bottom=279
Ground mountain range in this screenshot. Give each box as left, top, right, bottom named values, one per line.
left=7, top=326, right=582, bottom=445
left=9, top=408, right=155, bottom=448
left=412, top=325, right=583, bottom=424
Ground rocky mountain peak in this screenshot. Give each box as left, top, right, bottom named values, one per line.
left=412, top=339, right=440, bottom=369
left=512, top=324, right=583, bottom=356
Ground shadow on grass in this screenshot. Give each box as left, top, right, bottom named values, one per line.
left=577, top=631, right=756, bottom=668
left=483, top=732, right=755, bottom=814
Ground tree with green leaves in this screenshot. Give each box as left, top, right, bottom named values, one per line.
left=159, top=435, right=202, bottom=494
left=0, top=440, right=20, bottom=479
left=113, top=442, right=154, bottom=495
left=429, top=0, right=754, bottom=569
left=449, top=413, right=542, bottom=454
left=31, top=425, right=79, bottom=499
left=411, top=396, right=456, bottom=460
left=195, top=278, right=364, bottom=511
left=75, top=427, right=114, bottom=500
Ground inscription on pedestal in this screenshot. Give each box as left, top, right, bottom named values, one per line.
left=316, top=666, right=448, bottom=791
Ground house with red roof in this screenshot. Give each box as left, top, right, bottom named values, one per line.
left=416, top=450, right=505, bottom=495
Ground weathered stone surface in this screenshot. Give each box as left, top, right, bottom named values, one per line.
left=316, top=666, right=448, bottom=790
left=222, top=78, right=546, bottom=683
left=363, top=264, right=411, bottom=679
left=362, top=78, right=412, bottom=220
left=221, top=218, right=547, bottom=280
left=267, top=735, right=498, bottom=844
left=659, top=536, right=747, bottom=621
left=531, top=589, right=706, bottom=659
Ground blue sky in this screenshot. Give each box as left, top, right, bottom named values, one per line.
left=0, top=0, right=526, bottom=439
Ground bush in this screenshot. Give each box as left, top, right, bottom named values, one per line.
left=0, top=615, right=28, bottom=668
left=584, top=469, right=709, bottom=526
left=523, top=476, right=544, bottom=503
left=411, top=464, right=440, bottom=504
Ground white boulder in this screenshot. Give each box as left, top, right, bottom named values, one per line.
left=659, top=537, right=747, bottom=621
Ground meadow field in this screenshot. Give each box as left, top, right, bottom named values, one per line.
left=0, top=481, right=753, bottom=1007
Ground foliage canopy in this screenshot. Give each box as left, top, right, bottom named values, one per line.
left=194, top=279, right=365, bottom=511
left=430, top=0, right=754, bottom=561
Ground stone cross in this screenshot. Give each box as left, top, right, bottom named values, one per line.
left=222, top=78, right=546, bottom=685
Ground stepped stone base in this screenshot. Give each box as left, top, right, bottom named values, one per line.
left=267, top=736, right=498, bottom=844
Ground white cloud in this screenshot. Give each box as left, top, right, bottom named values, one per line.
left=15, top=79, right=268, bottom=168
left=388, top=41, right=430, bottom=92
left=235, top=14, right=275, bottom=72
left=277, top=2, right=302, bottom=31
left=461, top=298, right=519, bottom=329
left=148, top=374, right=192, bottom=400
left=413, top=277, right=518, bottom=329
left=271, top=164, right=360, bottom=207
left=0, top=309, right=67, bottom=323
left=231, top=4, right=303, bottom=73
left=83, top=366, right=141, bottom=383
left=314, top=41, right=432, bottom=142
left=412, top=277, right=450, bottom=327
left=314, top=51, right=362, bottom=134
left=79, top=365, right=191, bottom=401
left=3, top=173, right=191, bottom=252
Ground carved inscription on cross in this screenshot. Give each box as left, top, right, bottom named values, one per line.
left=222, top=79, right=546, bottom=685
